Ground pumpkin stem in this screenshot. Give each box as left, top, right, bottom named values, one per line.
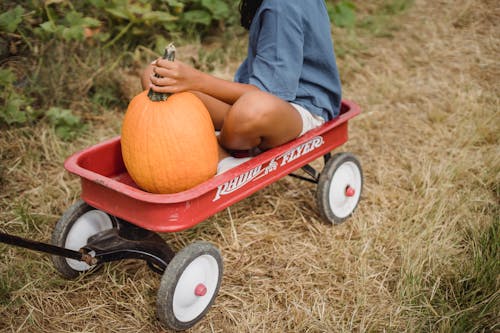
left=148, top=43, right=176, bottom=102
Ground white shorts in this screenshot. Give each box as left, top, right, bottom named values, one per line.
left=291, top=103, right=326, bottom=136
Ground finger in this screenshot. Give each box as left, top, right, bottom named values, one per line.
left=152, top=66, right=178, bottom=79
left=149, top=83, right=179, bottom=94
left=156, top=58, right=178, bottom=69
left=150, top=75, right=176, bottom=86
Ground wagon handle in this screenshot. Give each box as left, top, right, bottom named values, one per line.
left=0, top=231, right=97, bottom=265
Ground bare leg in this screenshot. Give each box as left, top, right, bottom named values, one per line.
left=191, top=90, right=302, bottom=167
left=189, top=91, right=233, bottom=161
left=190, top=91, right=231, bottom=130
left=219, top=91, right=302, bottom=151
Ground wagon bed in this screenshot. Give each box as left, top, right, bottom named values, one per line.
left=65, top=100, right=361, bottom=233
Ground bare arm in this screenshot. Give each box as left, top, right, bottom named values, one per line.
left=191, top=71, right=259, bottom=105
left=143, top=60, right=259, bottom=105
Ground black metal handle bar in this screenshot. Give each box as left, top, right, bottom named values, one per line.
left=0, top=231, right=92, bottom=263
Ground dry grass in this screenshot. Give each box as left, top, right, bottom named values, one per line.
left=1, top=0, right=499, bottom=332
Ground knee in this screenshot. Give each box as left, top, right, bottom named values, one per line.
left=219, top=91, right=276, bottom=149
left=225, top=91, right=276, bottom=133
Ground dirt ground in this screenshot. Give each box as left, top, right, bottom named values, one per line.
left=0, top=0, right=498, bottom=332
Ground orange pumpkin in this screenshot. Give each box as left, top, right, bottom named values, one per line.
left=121, top=45, right=218, bottom=194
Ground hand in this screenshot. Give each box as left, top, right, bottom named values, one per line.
left=148, top=58, right=202, bottom=94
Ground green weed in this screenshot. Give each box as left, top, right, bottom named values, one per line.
left=411, top=216, right=500, bottom=332
left=0, top=68, right=35, bottom=125
left=451, top=216, right=499, bottom=331
left=90, top=86, right=123, bottom=112
left=0, top=246, right=27, bottom=307
left=0, top=5, right=24, bottom=34
left=327, top=1, right=357, bottom=29
left=46, top=107, right=86, bottom=141
left=359, top=0, right=414, bottom=38
left=329, top=0, right=415, bottom=60
left=0, top=270, right=17, bottom=306
left=0, top=0, right=240, bottom=138
left=380, top=0, right=414, bottom=15
left=37, top=10, right=101, bottom=42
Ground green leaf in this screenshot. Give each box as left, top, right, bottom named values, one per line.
left=46, top=107, right=80, bottom=126
left=201, top=0, right=230, bottom=19
left=66, top=11, right=83, bottom=23
left=62, top=25, right=84, bottom=41
left=38, top=11, right=101, bottom=41
left=143, top=11, right=177, bottom=23
left=81, top=17, right=101, bottom=28
left=105, top=7, right=131, bottom=20
left=0, top=6, right=25, bottom=33
left=1, top=95, right=27, bottom=125
left=64, top=11, right=95, bottom=26
left=46, top=107, right=85, bottom=140
left=183, top=10, right=212, bottom=26
left=128, top=3, right=152, bottom=16
left=88, top=0, right=106, bottom=8
left=331, top=1, right=356, bottom=28
left=165, top=0, right=183, bottom=7
left=39, top=21, right=57, bottom=33
left=0, top=69, right=15, bottom=87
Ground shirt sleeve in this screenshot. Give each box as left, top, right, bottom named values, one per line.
left=248, top=4, right=304, bottom=101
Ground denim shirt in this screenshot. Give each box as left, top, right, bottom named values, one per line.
left=234, top=0, right=342, bottom=120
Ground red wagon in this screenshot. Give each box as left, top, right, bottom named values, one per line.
left=0, top=100, right=363, bottom=331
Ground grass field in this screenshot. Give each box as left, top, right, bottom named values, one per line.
left=0, top=0, right=498, bottom=332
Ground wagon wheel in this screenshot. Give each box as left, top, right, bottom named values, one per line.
left=157, top=242, right=223, bottom=331
left=316, top=153, right=363, bottom=224
left=51, top=199, right=116, bottom=279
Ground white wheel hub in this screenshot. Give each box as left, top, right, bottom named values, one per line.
left=64, top=210, right=113, bottom=271
left=172, top=254, right=220, bottom=322
left=329, top=161, right=362, bottom=219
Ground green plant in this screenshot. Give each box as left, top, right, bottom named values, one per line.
left=327, top=1, right=357, bottom=29
left=419, top=218, right=500, bottom=331
left=90, top=86, right=123, bottom=111
left=46, top=107, right=86, bottom=140
left=451, top=218, right=499, bottom=331
left=0, top=266, right=21, bottom=306
left=181, top=0, right=231, bottom=25
left=1, top=0, right=237, bottom=52
left=37, top=10, right=101, bottom=42
left=380, top=0, right=414, bottom=15
left=358, top=0, right=414, bottom=38
left=0, top=6, right=34, bottom=125
left=0, top=5, right=24, bottom=33
left=0, top=68, right=34, bottom=125
left=79, top=0, right=236, bottom=48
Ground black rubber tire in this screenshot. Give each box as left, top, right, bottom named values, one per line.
left=157, top=241, right=223, bottom=331
left=316, top=153, right=363, bottom=224
left=51, top=199, right=114, bottom=279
